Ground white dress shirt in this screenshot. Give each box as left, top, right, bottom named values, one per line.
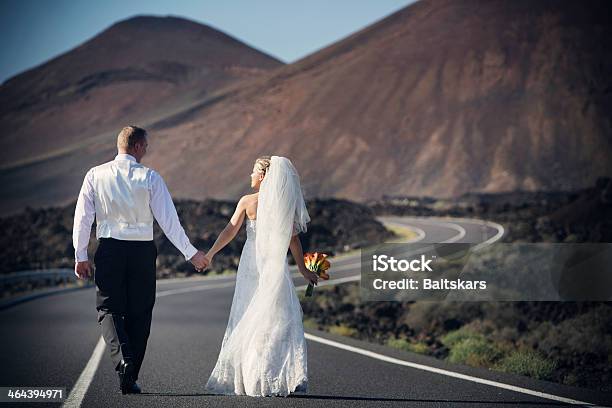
left=73, top=153, right=197, bottom=262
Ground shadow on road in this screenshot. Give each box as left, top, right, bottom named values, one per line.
left=138, top=392, right=569, bottom=405
left=289, top=394, right=570, bottom=405
left=139, top=392, right=210, bottom=396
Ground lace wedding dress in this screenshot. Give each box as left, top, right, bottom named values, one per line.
left=205, top=156, right=310, bottom=397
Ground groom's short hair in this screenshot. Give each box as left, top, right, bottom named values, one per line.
left=117, top=126, right=147, bottom=150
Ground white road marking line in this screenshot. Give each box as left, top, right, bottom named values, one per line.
left=379, top=221, right=427, bottom=244
left=404, top=225, right=427, bottom=242
left=403, top=218, right=467, bottom=243
left=156, top=273, right=237, bottom=285
left=155, top=282, right=236, bottom=297
left=380, top=217, right=467, bottom=248
left=62, top=336, right=106, bottom=408
left=424, top=216, right=505, bottom=250
left=157, top=273, right=361, bottom=296
left=295, top=275, right=360, bottom=291
left=304, top=333, right=608, bottom=408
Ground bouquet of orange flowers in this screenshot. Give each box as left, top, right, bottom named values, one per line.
left=303, top=252, right=331, bottom=297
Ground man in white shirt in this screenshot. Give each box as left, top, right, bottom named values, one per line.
left=72, top=125, right=209, bottom=394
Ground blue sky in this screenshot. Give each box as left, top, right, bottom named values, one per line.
left=0, top=0, right=417, bottom=84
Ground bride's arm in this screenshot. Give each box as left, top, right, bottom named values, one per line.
left=205, top=197, right=247, bottom=262
left=289, top=234, right=318, bottom=285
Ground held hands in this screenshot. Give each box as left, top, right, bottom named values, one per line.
left=190, top=250, right=211, bottom=272
left=204, top=252, right=214, bottom=268
left=75, top=261, right=92, bottom=280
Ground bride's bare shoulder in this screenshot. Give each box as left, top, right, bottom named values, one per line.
left=238, top=193, right=258, bottom=209
left=239, top=192, right=258, bottom=203
left=239, top=193, right=258, bottom=220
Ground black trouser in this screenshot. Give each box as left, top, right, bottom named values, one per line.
left=94, top=238, right=157, bottom=382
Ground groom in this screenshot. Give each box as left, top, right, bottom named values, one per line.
left=72, top=125, right=209, bottom=394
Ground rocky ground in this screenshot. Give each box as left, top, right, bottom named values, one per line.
left=0, top=198, right=392, bottom=279
left=301, top=178, right=612, bottom=391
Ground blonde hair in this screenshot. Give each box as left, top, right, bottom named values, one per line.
left=117, top=126, right=147, bottom=150
left=254, top=156, right=271, bottom=176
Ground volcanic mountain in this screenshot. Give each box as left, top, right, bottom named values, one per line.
left=0, top=15, right=282, bottom=179
left=1, top=0, right=611, bottom=214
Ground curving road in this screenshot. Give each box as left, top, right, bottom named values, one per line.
left=1, top=216, right=610, bottom=408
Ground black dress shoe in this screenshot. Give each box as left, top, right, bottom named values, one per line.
left=124, top=382, right=141, bottom=394
left=117, top=360, right=135, bottom=395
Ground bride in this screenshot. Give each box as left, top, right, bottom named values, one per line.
left=204, top=155, right=319, bottom=397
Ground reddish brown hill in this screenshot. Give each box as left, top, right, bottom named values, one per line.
left=0, top=15, right=282, bottom=167
left=1, top=0, right=611, bottom=214
left=143, top=0, right=612, bottom=202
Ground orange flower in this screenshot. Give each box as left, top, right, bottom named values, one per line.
left=304, top=252, right=329, bottom=272
left=304, top=251, right=332, bottom=297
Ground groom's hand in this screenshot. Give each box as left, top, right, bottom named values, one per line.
left=75, top=261, right=92, bottom=280
left=190, top=250, right=209, bottom=272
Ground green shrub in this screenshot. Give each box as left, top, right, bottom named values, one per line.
left=386, top=338, right=429, bottom=354
left=441, top=327, right=485, bottom=348
left=329, top=324, right=357, bottom=337
left=407, top=342, right=429, bottom=354
left=495, top=349, right=556, bottom=380
left=303, top=318, right=319, bottom=330
left=447, top=337, right=504, bottom=367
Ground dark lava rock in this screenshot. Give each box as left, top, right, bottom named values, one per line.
left=0, top=198, right=392, bottom=277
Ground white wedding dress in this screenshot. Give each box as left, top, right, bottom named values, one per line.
left=205, top=156, right=310, bottom=397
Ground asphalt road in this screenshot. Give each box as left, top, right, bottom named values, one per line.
left=1, top=216, right=611, bottom=408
